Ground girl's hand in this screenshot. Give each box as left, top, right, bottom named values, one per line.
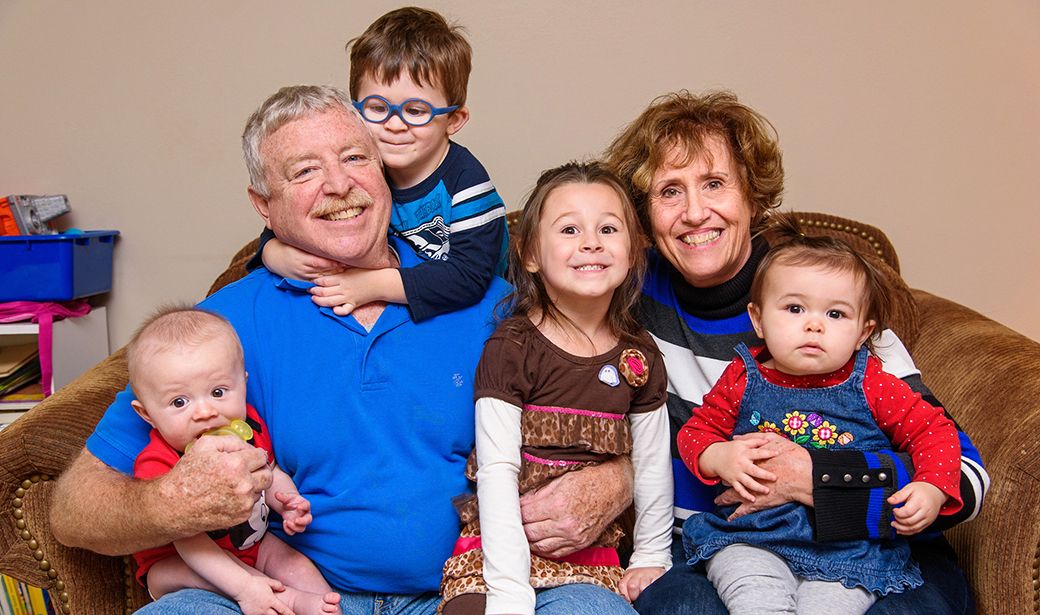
left=274, top=491, right=313, bottom=535
left=620, top=566, right=665, bottom=602
left=262, top=238, right=345, bottom=280
left=889, top=481, right=946, bottom=535
left=699, top=437, right=778, bottom=502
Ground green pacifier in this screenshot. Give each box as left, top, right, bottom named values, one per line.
left=185, top=419, right=253, bottom=452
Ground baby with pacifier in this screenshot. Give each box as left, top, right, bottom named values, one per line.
left=128, top=306, right=340, bottom=615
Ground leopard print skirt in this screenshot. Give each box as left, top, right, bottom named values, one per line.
left=439, top=458, right=627, bottom=613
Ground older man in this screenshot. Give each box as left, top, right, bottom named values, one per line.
left=50, top=86, right=635, bottom=615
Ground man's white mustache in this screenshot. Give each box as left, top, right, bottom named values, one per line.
left=312, top=190, right=373, bottom=217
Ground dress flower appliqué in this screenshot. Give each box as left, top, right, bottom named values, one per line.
left=619, top=348, right=649, bottom=387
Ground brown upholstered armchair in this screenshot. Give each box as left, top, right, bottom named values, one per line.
left=0, top=212, right=1036, bottom=614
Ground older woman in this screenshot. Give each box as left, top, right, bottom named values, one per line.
left=602, top=91, right=987, bottom=614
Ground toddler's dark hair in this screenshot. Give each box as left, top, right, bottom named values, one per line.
left=751, top=212, right=891, bottom=351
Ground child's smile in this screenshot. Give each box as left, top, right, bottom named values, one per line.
left=526, top=182, right=632, bottom=312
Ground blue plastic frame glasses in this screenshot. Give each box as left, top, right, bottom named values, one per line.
left=352, top=95, right=459, bottom=127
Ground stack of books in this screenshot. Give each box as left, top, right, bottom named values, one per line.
left=0, top=576, right=52, bottom=615
left=0, top=344, right=43, bottom=428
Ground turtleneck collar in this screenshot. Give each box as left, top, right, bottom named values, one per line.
left=671, top=236, right=769, bottom=320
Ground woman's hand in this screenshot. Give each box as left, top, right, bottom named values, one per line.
left=713, top=432, right=812, bottom=520
left=519, top=457, right=633, bottom=558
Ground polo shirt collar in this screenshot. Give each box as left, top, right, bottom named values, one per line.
left=271, top=241, right=413, bottom=335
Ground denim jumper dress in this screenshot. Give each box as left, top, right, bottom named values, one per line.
left=682, top=343, right=922, bottom=595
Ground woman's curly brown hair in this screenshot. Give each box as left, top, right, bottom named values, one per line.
left=604, top=90, right=785, bottom=237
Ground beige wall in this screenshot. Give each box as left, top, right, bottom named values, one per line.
left=2, top=0, right=1037, bottom=347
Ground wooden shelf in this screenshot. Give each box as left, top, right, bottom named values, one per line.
left=0, top=308, right=109, bottom=421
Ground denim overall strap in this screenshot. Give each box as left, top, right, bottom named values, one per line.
left=733, top=343, right=762, bottom=380
left=850, top=344, right=870, bottom=386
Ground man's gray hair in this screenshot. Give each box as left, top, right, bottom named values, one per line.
left=242, top=85, right=364, bottom=198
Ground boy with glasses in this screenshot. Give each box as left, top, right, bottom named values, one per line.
left=255, top=7, right=508, bottom=322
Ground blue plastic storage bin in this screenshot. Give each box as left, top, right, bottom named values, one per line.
left=0, top=231, right=119, bottom=301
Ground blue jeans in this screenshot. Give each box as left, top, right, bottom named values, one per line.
left=138, top=583, right=636, bottom=615
left=136, top=588, right=442, bottom=615
left=633, top=536, right=974, bottom=615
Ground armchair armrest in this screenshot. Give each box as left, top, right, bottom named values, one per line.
left=0, top=349, right=149, bottom=614
left=910, top=289, right=1040, bottom=615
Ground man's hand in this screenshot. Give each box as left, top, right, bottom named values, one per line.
left=889, top=481, right=946, bottom=535
left=262, top=237, right=345, bottom=280
left=274, top=492, right=313, bottom=535
left=619, top=566, right=665, bottom=602
left=520, top=458, right=633, bottom=559
left=713, top=432, right=812, bottom=520
left=160, top=435, right=272, bottom=534
left=51, top=438, right=272, bottom=554
left=699, top=437, right=778, bottom=502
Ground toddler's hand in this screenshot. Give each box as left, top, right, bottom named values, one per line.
left=275, top=491, right=313, bottom=535
left=619, top=566, right=665, bottom=602
left=700, top=437, right=779, bottom=502
left=263, top=237, right=345, bottom=280
left=309, top=272, right=359, bottom=315
left=309, top=270, right=369, bottom=316
left=888, top=481, right=946, bottom=535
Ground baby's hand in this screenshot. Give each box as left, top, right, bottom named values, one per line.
left=263, top=237, right=345, bottom=280
left=619, top=566, right=665, bottom=602
left=235, top=575, right=292, bottom=615
left=888, top=481, right=946, bottom=535
left=275, top=491, right=313, bottom=535
left=699, top=438, right=779, bottom=502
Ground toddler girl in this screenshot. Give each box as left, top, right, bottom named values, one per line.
left=439, top=162, right=673, bottom=615
left=678, top=213, right=963, bottom=614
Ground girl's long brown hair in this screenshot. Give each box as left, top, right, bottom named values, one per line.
left=503, top=160, right=648, bottom=344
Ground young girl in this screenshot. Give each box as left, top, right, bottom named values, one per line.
left=439, top=162, right=674, bottom=615
left=678, top=213, right=963, bottom=614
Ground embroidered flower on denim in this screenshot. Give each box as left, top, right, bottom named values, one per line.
left=783, top=411, right=808, bottom=436
left=811, top=421, right=838, bottom=447
left=758, top=420, right=784, bottom=436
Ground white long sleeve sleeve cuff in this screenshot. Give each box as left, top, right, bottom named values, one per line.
left=475, top=396, right=537, bottom=615
left=627, top=404, right=674, bottom=570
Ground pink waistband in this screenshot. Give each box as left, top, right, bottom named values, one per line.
left=452, top=536, right=619, bottom=567
left=522, top=452, right=583, bottom=467
left=524, top=404, right=625, bottom=421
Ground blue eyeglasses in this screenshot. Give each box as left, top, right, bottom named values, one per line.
left=352, top=95, right=459, bottom=127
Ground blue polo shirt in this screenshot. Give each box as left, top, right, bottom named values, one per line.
left=87, top=237, right=508, bottom=593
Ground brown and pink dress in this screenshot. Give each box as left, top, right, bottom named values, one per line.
left=440, top=316, right=673, bottom=615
